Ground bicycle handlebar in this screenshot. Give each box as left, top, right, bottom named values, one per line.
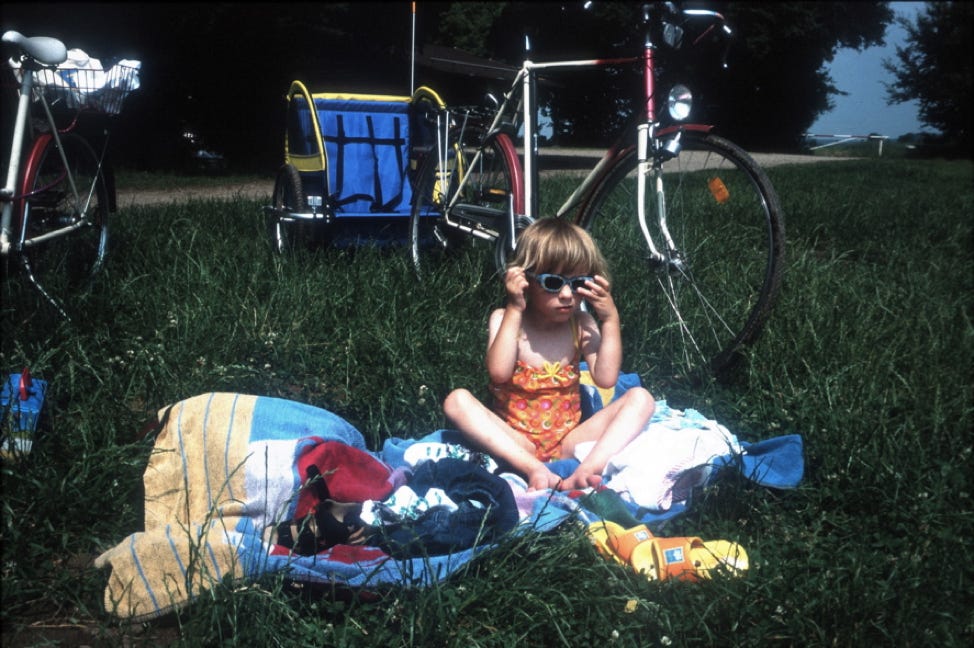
left=682, top=9, right=734, bottom=68
left=584, top=2, right=733, bottom=66
left=2, top=30, right=67, bottom=67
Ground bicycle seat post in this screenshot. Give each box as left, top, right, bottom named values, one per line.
left=1, top=60, right=38, bottom=249
left=521, top=35, right=540, bottom=219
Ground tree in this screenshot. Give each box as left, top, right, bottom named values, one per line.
left=884, top=2, right=972, bottom=154
left=432, top=2, right=506, bottom=58
left=708, top=1, right=893, bottom=149
left=426, top=2, right=894, bottom=150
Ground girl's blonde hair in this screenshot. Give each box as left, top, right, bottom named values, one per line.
left=509, top=218, right=610, bottom=280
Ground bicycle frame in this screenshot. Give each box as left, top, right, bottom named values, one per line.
left=1, top=62, right=104, bottom=257
left=441, top=5, right=730, bottom=266
left=0, top=29, right=134, bottom=320
left=416, top=4, right=783, bottom=378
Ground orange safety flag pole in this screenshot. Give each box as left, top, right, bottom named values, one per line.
left=410, top=2, right=417, bottom=94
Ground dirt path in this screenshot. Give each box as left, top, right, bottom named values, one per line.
left=116, top=152, right=853, bottom=207
left=116, top=180, right=274, bottom=208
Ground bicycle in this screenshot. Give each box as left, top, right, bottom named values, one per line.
left=408, top=2, right=784, bottom=379
left=1, top=30, right=139, bottom=319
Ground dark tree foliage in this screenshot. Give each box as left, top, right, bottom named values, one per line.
left=707, top=1, right=892, bottom=149
left=122, top=3, right=420, bottom=171
left=884, top=1, right=972, bottom=154
left=2, top=2, right=421, bottom=172
left=0, top=1, right=897, bottom=169
left=430, top=2, right=893, bottom=150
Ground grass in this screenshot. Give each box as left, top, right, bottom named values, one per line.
left=2, top=157, right=972, bottom=646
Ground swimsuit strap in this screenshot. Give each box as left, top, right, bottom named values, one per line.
left=571, top=313, right=580, bottom=357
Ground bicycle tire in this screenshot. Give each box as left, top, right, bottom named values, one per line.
left=19, top=132, right=109, bottom=305
left=409, top=127, right=522, bottom=280
left=269, top=163, right=308, bottom=253
left=577, top=131, right=785, bottom=379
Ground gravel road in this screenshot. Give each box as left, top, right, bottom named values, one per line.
left=116, top=151, right=852, bottom=207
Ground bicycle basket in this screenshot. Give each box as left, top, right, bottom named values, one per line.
left=9, top=54, right=141, bottom=115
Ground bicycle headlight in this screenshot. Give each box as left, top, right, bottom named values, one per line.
left=667, top=84, right=693, bottom=121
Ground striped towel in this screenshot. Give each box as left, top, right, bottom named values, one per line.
left=95, top=393, right=583, bottom=621
left=95, top=393, right=394, bottom=621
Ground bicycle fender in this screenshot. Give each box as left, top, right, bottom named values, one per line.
left=15, top=133, right=53, bottom=230
left=657, top=123, right=714, bottom=138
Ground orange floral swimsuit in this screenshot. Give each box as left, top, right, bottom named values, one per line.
left=490, top=321, right=582, bottom=462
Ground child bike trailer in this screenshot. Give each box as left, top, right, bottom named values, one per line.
left=266, top=81, right=445, bottom=251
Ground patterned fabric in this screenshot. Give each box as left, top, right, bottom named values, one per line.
left=491, top=359, right=582, bottom=461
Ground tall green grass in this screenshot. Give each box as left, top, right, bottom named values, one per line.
left=1, top=158, right=972, bottom=646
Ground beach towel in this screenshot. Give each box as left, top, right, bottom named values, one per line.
left=95, top=393, right=575, bottom=622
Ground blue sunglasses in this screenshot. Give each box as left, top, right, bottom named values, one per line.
left=527, top=272, right=593, bottom=293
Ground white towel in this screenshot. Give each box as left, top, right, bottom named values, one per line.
left=575, top=402, right=741, bottom=511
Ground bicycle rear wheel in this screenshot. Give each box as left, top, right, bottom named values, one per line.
left=409, top=126, right=522, bottom=280
left=578, top=131, right=784, bottom=379
left=19, top=132, right=109, bottom=307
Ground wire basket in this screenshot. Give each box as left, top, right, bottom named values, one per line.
left=12, top=63, right=141, bottom=115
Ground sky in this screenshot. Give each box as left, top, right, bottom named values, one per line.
left=809, top=2, right=927, bottom=138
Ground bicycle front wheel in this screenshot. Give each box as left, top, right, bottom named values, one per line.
left=578, top=131, right=784, bottom=379
left=20, top=132, right=109, bottom=302
left=409, top=127, right=522, bottom=280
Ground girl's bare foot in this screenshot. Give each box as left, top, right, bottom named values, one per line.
left=526, top=466, right=564, bottom=491
left=559, top=469, right=603, bottom=492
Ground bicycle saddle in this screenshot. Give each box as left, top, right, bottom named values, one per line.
left=2, top=30, right=67, bottom=66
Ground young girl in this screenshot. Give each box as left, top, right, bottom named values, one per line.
left=443, top=219, right=655, bottom=491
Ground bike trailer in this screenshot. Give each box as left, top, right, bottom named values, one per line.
left=268, top=81, right=444, bottom=249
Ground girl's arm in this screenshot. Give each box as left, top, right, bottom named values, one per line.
left=486, top=306, right=522, bottom=384
left=486, top=267, right=529, bottom=384
left=578, top=275, right=622, bottom=388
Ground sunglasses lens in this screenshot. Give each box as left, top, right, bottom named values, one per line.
left=570, top=277, right=592, bottom=291
left=541, top=275, right=565, bottom=291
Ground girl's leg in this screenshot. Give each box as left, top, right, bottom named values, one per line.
left=557, top=386, right=655, bottom=491
left=443, top=388, right=563, bottom=491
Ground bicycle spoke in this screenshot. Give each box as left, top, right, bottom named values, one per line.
left=17, top=133, right=109, bottom=316
left=579, top=132, right=784, bottom=379
left=410, top=127, right=520, bottom=277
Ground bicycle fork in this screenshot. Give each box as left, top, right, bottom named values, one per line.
left=636, top=123, right=687, bottom=276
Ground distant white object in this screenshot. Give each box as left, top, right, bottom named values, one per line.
left=803, top=133, right=889, bottom=156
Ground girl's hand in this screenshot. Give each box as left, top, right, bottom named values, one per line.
left=579, top=275, right=618, bottom=322
left=504, top=267, right=529, bottom=311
